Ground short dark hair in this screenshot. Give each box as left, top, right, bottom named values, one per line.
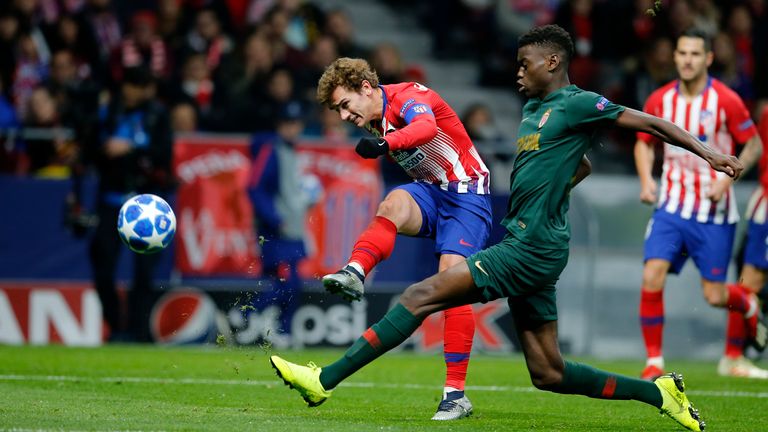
left=678, top=28, right=712, bottom=52
left=518, top=25, right=575, bottom=65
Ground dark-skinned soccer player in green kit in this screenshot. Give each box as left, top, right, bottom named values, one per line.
left=270, top=25, right=742, bottom=431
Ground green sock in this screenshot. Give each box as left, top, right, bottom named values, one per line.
left=553, top=360, right=663, bottom=408
left=320, top=303, right=422, bottom=390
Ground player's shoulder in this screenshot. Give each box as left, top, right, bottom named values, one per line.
left=385, top=82, right=433, bottom=98
left=387, top=82, right=439, bottom=115
left=563, top=84, right=614, bottom=100
left=561, top=85, right=612, bottom=108
left=709, top=78, right=745, bottom=104
left=646, top=80, right=677, bottom=102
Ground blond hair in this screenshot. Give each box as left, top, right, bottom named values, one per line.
left=317, top=57, right=380, bottom=107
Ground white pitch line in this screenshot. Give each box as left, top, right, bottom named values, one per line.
left=1, top=374, right=766, bottom=399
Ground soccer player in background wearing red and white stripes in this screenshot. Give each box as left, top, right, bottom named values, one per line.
left=315, top=57, right=495, bottom=420
left=634, top=28, right=767, bottom=380
left=728, top=105, right=768, bottom=377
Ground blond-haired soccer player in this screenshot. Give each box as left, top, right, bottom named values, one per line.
left=272, top=25, right=743, bottom=431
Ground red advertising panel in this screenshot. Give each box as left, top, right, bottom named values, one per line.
left=0, top=282, right=102, bottom=346
left=173, top=135, right=260, bottom=275
left=173, top=135, right=382, bottom=278
left=296, top=142, right=382, bottom=277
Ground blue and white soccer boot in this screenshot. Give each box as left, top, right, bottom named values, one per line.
left=431, top=390, right=473, bottom=421
left=322, top=265, right=365, bottom=302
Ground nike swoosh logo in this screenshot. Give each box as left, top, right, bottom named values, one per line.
left=459, top=238, right=474, bottom=247
left=474, top=260, right=489, bottom=276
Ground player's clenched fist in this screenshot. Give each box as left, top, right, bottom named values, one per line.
left=356, top=137, right=389, bottom=159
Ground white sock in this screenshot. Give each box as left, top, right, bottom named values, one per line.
left=646, top=356, right=664, bottom=369
left=443, top=386, right=462, bottom=398
left=745, top=296, right=758, bottom=319
left=347, top=262, right=365, bottom=277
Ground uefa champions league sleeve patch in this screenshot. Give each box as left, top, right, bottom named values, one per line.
left=596, top=96, right=610, bottom=111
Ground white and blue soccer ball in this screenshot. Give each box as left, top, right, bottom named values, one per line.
left=117, top=194, right=176, bottom=254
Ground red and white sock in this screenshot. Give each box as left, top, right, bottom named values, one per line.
left=639, top=288, right=664, bottom=359
left=725, top=283, right=756, bottom=315
left=725, top=309, right=747, bottom=359
left=348, top=216, right=397, bottom=276
left=443, top=305, right=475, bottom=392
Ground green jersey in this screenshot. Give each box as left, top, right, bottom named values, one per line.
left=502, top=85, right=625, bottom=249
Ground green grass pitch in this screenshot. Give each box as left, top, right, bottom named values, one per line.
left=1, top=344, right=766, bottom=431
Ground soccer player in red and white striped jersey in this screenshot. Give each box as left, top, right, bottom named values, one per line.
left=634, top=28, right=765, bottom=380
left=315, top=57, right=494, bottom=419
left=727, top=105, right=768, bottom=378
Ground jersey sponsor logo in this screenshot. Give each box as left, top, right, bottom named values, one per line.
left=538, top=109, right=551, bottom=128
left=700, top=110, right=714, bottom=128
left=517, top=220, right=527, bottom=230
left=459, top=238, right=474, bottom=247
left=413, top=83, right=429, bottom=91
left=393, top=148, right=427, bottom=170
left=596, top=96, right=610, bottom=111
left=474, top=260, right=489, bottom=276
left=516, top=133, right=540, bottom=152
left=391, top=148, right=420, bottom=162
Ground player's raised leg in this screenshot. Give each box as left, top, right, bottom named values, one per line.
left=271, top=260, right=485, bottom=406
left=322, top=189, right=421, bottom=301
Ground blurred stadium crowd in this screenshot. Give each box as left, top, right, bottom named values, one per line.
left=0, top=0, right=766, bottom=177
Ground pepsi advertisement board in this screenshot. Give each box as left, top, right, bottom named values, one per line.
left=149, top=286, right=518, bottom=353
left=0, top=280, right=518, bottom=351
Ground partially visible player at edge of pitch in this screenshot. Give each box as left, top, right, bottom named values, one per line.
left=634, top=27, right=767, bottom=381
left=271, top=25, right=743, bottom=431
left=726, top=106, right=768, bottom=375
left=315, top=57, right=500, bottom=420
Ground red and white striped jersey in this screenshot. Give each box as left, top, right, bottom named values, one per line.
left=746, top=106, right=768, bottom=224
left=364, top=82, right=490, bottom=194
left=637, top=77, right=757, bottom=224
left=746, top=186, right=768, bottom=224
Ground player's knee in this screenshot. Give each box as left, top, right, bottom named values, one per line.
left=641, top=267, right=665, bottom=290
left=703, top=289, right=725, bottom=307
left=376, top=197, right=402, bottom=219
left=528, top=366, right=564, bottom=391
left=400, top=282, right=436, bottom=319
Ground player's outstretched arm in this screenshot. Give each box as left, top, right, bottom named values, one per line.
left=615, top=107, right=744, bottom=179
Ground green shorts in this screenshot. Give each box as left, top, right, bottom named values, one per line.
left=467, top=235, right=569, bottom=323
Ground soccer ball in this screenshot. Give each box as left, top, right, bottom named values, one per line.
left=117, top=194, right=176, bottom=254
